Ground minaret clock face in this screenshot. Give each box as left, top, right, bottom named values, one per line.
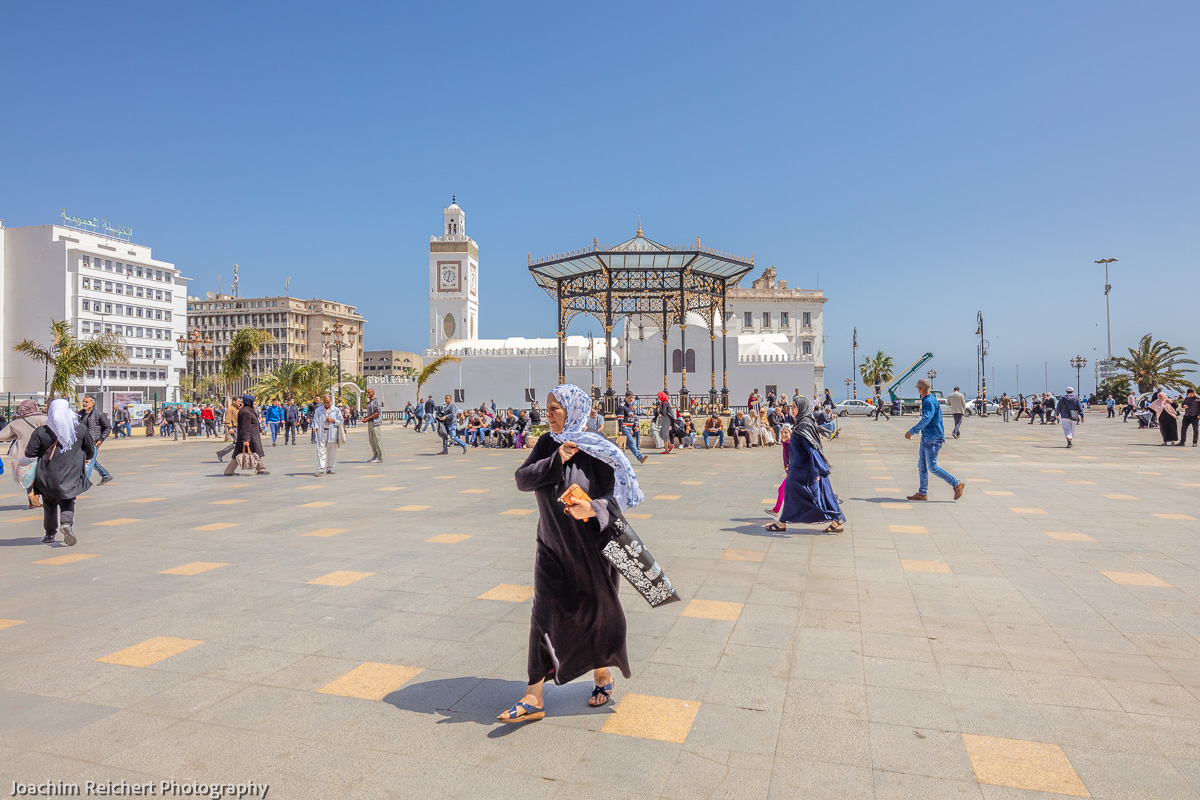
left=440, top=264, right=458, bottom=289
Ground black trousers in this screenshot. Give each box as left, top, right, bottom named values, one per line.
left=43, top=497, right=75, bottom=535
left=1182, top=415, right=1199, bottom=445
left=284, top=421, right=296, bottom=444
left=730, top=430, right=750, bottom=448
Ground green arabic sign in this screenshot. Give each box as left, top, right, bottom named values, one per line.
left=60, top=208, right=133, bottom=240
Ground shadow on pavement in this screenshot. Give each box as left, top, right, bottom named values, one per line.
left=0, top=536, right=50, bottom=547
left=723, top=517, right=836, bottom=537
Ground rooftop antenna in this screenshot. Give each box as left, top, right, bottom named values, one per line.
left=216, top=272, right=222, bottom=295
left=232, top=264, right=240, bottom=298
left=284, top=276, right=291, bottom=297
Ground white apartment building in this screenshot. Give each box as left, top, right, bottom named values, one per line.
left=0, top=220, right=188, bottom=404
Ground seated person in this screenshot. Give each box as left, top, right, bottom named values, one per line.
left=703, top=413, right=725, bottom=448
left=767, top=406, right=783, bottom=441
left=513, top=410, right=531, bottom=448
left=727, top=411, right=751, bottom=448
left=671, top=415, right=696, bottom=448
left=814, top=408, right=838, bottom=438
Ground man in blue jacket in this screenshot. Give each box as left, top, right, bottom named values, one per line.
left=265, top=400, right=285, bottom=447
left=904, top=378, right=965, bottom=502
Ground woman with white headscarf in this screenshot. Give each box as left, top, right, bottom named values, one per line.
left=24, top=398, right=94, bottom=545
left=498, top=384, right=644, bottom=723
left=0, top=400, right=48, bottom=507
left=1150, top=391, right=1179, bottom=445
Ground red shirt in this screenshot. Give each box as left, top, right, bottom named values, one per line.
left=201, top=407, right=215, bottom=420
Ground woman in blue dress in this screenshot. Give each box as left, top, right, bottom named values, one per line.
left=766, top=397, right=845, bottom=533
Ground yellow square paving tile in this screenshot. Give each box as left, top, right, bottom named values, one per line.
left=680, top=481, right=704, bottom=485
left=1067, top=481, right=1096, bottom=485
left=155, top=483, right=181, bottom=487
left=395, top=505, right=432, bottom=512
left=1101, top=571, right=1171, bottom=587
left=302, top=528, right=351, bottom=538
left=1153, top=513, right=1196, bottom=521
left=601, top=693, right=702, bottom=744
left=460, top=489, right=489, bottom=494
left=1103, top=494, right=1139, bottom=501
left=971, top=478, right=992, bottom=483
left=129, top=497, right=165, bottom=503
left=876, top=488, right=902, bottom=493
left=192, top=523, right=241, bottom=531
left=0, top=619, right=26, bottom=631
left=94, top=518, right=143, bottom=526
left=722, top=549, right=766, bottom=562
left=626, top=513, right=654, bottom=519
left=224, top=483, right=252, bottom=488
left=901, top=559, right=953, bottom=574
left=1010, top=508, right=1047, bottom=515
left=9, top=515, right=42, bottom=523
left=317, top=662, right=424, bottom=701
left=299, top=501, right=336, bottom=508
left=1045, top=532, right=1096, bottom=542
left=478, top=584, right=535, bottom=602
left=500, top=509, right=535, bottom=516
left=412, top=466, right=433, bottom=470
left=881, top=503, right=913, bottom=510
left=870, top=476, right=894, bottom=480
left=34, top=553, right=100, bottom=565
left=653, top=495, right=682, bottom=500
left=210, top=499, right=248, bottom=505
left=434, top=476, right=456, bottom=480
left=1137, top=471, right=1163, bottom=476
left=308, top=571, right=375, bottom=587
left=985, top=491, right=1016, bottom=496
left=890, top=525, right=928, bottom=534
left=477, top=466, right=499, bottom=470
left=427, top=534, right=472, bottom=543
left=375, top=486, right=406, bottom=492
left=962, top=733, right=1089, bottom=796
left=160, top=562, right=229, bottom=576
left=1039, top=469, right=1066, bottom=474
left=96, top=636, right=204, bottom=668
left=681, top=599, right=743, bottom=621
left=1180, top=483, right=1200, bottom=488
left=760, top=498, right=776, bottom=504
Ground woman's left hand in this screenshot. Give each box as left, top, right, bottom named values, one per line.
left=565, top=500, right=597, bottom=521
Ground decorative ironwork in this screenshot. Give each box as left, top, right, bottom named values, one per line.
left=530, top=226, right=752, bottom=413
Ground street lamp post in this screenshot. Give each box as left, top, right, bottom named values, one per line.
left=1094, top=258, right=1117, bottom=359
left=1070, top=355, right=1087, bottom=393
left=926, top=369, right=937, bottom=390
left=851, top=327, right=858, bottom=399
left=321, top=319, right=357, bottom=401
left=175, top=330, right=213, bottom=408
left=843, top=377, right=852, bottom=399
left=976, top=312, right=989, bottom=415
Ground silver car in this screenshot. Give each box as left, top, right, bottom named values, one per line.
left=833, top=399, right=876, bottom=417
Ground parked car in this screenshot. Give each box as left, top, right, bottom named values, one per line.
left=833, top=399, right=876, bottom=417
left=964, top=399, right=1000, bottom=416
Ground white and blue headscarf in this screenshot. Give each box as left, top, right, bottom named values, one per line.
left=549, top=384, right=644, bottom=510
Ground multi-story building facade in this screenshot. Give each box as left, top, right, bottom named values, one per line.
left=363, top=350, right=423, bottom=377
left=185, top=293, right=365, bottom=382
left=0, top=220, right=188, bottom=404
left=727, top=265, right=826, bottom=394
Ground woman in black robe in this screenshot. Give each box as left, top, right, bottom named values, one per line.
left=765, top=398, right=845, bottom=534
left=26, top=398, right=94, bottom=545
left=1153, top=392, right=1179, bottom=445
left=499, top=384, right=643, bottom=723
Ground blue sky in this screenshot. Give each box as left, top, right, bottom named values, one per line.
left=3, top=2, right=1196, bottom=396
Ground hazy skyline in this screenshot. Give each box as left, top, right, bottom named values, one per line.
left=3, top=2, right=1196, bottom=396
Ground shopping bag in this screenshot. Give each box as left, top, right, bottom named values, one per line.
left=235, top=443, right=258, bottom=471
left=13, top=456, right=38, bottom=490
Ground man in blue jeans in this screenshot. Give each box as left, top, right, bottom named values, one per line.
left=904, top=378, right=965, bottom=502
left=618, top=392, right=647, bottom=464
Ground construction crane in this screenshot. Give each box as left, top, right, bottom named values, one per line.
left=886, top=352, right=936, bottom=414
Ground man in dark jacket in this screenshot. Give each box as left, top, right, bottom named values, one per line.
left=1056, top=387, right=1085, bottom=448
left=283, top=399, right=299, bottom=445
left=224, top=395, right=269, bottom=476
left=77, top=396, right=113, bottom=485
left=423, top=396, right=437, bottom=432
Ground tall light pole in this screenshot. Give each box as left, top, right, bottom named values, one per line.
left=1094, top=258, right=1117, bottom=359
left=321, top=319, right=357, bottom=402
left=176, top=330, right=213, bottom=405
left=1070, top=355, right=1087, bottom=392
left=852, top=327, right=858, bottom=399
left=926, top=369, right=937, bottom=391
left=843, top=377, right=852, bottom=399
left=975, top=311, right=988, bottom=414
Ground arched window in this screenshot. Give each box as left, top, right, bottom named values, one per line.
left=671, top=349, right=683, bottom=373
left=685, top=349, right=696, bottom=373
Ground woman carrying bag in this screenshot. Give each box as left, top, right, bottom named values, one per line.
left=0, top=400, right=48, bottom=508
left=25, top=398, right=94, bottom=545
left=653, top=391, right=678, bottom=455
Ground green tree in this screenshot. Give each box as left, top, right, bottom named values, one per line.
left=12, top=319, right=127, bottom=401
left=1113, top=334, right=1197, bottom=394
left=220, top=329, right=276, bottom=399
left=415, top=354, right=462, bottom=398
left=249, top=361, right=307, bottom=403
left=858, top=350, right=895, bottom=395
left=1096, top=376, right=1132, bottom=402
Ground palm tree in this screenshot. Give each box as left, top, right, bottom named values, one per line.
left=220, top=328, right=276, bottom=399
left=416, top=354, right=462, bottom=398
left=250, top=361, right=307, bottom=403
left=1114, top=334, right=1197, bottom=394
left=12, top=319, right=127, bottom=401
left=859, top=350, right=895, bottom=395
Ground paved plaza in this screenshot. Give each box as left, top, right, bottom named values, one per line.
left=2, top=415, right=1199, bottom=799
